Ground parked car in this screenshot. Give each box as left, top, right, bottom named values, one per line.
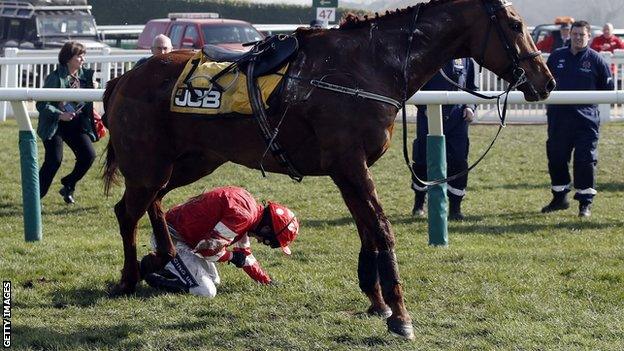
left=531, top=17, right=602, bottom=49
left=137, top=13, right=264, bottom=51
left=0, top=0, right=109, bottom=53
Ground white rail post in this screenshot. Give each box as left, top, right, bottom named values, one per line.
left=0, top=56, right=6, bottom=121
left=1, top=48, right=19, bottom=121
left=600, top=52, right=612, bottom=122
left=426, top=104, right=448, bottom=246
left=100, top=47, right=112, bottom=88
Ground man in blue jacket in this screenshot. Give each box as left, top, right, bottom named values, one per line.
left=542, top=20, right=613, bottom=217
left=411, top=58, right=478, bottom=220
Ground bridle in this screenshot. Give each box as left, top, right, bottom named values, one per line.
left=401, top=0, right=542, bottom=186
left=477, top=0, right=541, bottom=85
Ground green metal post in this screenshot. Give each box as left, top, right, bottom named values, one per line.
left=426, top=104, right=448, bottom=246
left=11, top=101, right=42, bottom=241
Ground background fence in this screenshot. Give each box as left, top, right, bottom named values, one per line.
left=1, top=47, right=624, bottom=122
left=475, top=50, right=624, bottom=123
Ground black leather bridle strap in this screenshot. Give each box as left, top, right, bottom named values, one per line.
left=400, top=5, right=424, bottom=184
left=481, top=0, right=541, bottom=79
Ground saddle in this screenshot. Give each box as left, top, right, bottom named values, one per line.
left=201, top=34, right=298, bottom=78
left=180, top=35, right=303, bottom=181
left=201, top=45, right=248, bottom=63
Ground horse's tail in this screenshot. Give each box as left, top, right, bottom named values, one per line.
left=101, top=76, right=120, bottom=128
left=102, top=77, right=121, bottom=195
left=103, top=141, right=119, bottom=196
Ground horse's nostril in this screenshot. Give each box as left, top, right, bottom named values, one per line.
left=546, top=78, right=556, bottom=92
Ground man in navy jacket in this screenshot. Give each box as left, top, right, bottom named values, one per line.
left=411, top=58, right=478, bottom=220
left=542, top=20, right=613, bottom=217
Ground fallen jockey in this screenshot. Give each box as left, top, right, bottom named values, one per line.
left=142, top=186, right=299, bottom=297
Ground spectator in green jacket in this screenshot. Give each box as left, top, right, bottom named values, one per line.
left=36, top=41, right=97, bottom=204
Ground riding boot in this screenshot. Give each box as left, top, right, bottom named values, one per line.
left=411, top=191, right=426, bottom=217
left=144, top=268, right=189, bottom=294
left=578, top=202, right=592, bottom=217
left=448, top=194, right=465, bottom=221
left=541, top=191, right=570, bottom=213
left=59, top=184, right=75, bottom=204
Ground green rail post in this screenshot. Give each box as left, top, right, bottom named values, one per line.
left=426, top=104, right=448, bottom=246
left=11, top=101, right=42, bottom=242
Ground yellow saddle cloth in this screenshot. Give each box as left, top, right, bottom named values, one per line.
left=170, top=51, right=287, bottom=115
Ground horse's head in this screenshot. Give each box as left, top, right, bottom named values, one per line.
left=467, top=0, right=555, bottom=101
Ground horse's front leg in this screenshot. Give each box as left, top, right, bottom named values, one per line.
left=340, top=199, right=391, bottom=318
left=331, top=163, right=414, bottom=340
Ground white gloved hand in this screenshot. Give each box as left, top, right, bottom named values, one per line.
left=463, top=107, right=475, bottom=123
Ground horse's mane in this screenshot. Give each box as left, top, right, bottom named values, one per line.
left=338, top=0, right=457, bottom=30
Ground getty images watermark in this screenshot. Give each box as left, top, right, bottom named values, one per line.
left=2, top=281, right=10, bottom=348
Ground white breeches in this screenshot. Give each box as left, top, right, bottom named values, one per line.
left=151, top=228, right=220, bottom=298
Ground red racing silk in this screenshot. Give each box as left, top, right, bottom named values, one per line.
left=166, top=186, right=271, bottom=283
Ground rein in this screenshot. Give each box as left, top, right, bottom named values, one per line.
left=400, top=0, right=541, bottom=186
left=247, top=0, right=541, bottom=184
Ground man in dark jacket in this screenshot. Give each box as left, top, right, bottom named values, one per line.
left=411, top=58, right=478, bottom=220
left=542, top=20, right=613, bottom=217
left=134, top=34, right=172, bottom=67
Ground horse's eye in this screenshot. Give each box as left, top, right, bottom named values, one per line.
left=510, top=22, right=523, bottom=33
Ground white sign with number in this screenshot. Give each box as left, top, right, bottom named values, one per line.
left=316, top=7, right=335, bottom=22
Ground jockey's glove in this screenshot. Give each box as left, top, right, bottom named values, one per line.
left=229, top=251, right=246, bottom=268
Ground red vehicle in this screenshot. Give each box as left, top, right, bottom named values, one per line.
left=137, top=13, right=264, bottom=51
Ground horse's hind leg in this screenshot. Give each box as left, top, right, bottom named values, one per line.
left=142, top=154, right=227, bottom=275
left=331, top=162, right=414, bottom=340
left=142, top=197, right=176, bottom=276
left=112, top=185, right=159, bottom=295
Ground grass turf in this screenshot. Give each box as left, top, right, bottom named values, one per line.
left=0, top=119, right=623, bottom=350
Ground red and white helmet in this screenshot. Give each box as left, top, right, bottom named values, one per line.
left=267, top=202, right=299, bottom=255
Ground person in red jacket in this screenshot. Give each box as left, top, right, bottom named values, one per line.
left=536, top=22, right=572, bottom=53
left=590, top=23, right=624, bottom=53
left=142, top=186, right=299, bottom=297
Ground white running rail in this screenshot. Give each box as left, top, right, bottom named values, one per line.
left=1, top=48, right=624, bottom=122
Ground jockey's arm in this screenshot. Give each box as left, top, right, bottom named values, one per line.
left=194, top=235, right=272, bottom=284
left=231, top=247, right=272, bottom=285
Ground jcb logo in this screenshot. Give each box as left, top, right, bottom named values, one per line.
left=174, top=88, right=221, bottom=109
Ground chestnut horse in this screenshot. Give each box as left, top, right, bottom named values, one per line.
left=103, top=0, right=554, bottom=339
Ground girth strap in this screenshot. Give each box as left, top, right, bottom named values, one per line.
left=246, top=59, right=303, bottom=182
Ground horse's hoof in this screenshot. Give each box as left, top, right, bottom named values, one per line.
left=387, top=318, right=415, bottom=340
left=367, top=305, right=393, bottom=319
left=108, top=282, right=136, bottom=297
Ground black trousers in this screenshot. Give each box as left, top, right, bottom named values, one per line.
left=411, top=113, right=469, bottom=195
left=39, top=129, right=96, bottom=198
left=546, top=113, right=599, bottom=203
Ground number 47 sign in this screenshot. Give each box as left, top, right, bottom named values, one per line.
left=316, top=7, right=335, bottom=22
